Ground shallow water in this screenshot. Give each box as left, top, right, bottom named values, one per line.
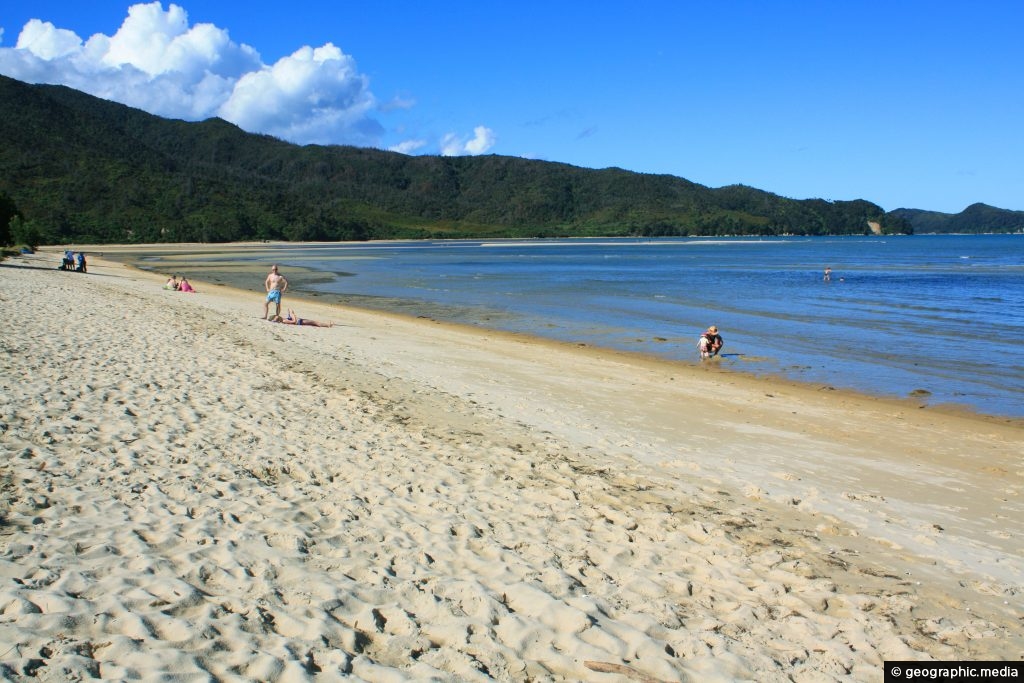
left=133, top=235, right=1024, bottom=417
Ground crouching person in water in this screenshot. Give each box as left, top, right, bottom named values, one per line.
left=698, top=325, right=724, bottom=359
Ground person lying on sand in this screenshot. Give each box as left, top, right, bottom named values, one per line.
left=271, top=308, right=334, bottom=328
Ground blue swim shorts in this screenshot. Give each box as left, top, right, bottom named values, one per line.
left=266, top=290, right=282, bottom=304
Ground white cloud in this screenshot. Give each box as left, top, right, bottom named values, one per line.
left=441, top=126, right=496, bottom=156
left=218, top=43, right=381, bottom=145
left=101, top=2, right=192, bottom=74
left=390, top=139, right=427, bottom=155
left=0, top=2, right=500, bottom=155
left=465, top=126, right=496, bottom=155
left=0, top=1, right=381, bottom=145
left=16, top=19, right=82, bottom=59
left=379, top=94, right=416, bottom=112
left=439, top=133, right=461, bottom=156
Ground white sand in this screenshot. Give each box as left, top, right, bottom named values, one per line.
left=0, top=250, right=1020, bottom=681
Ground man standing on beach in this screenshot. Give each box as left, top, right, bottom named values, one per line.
left=263, top=265, right=288, bottom=320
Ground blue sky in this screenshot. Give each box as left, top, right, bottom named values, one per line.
left=2, top=1, right=1022, bottom=213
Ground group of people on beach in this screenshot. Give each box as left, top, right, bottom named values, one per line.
left=255, top=260, right=842, bottom=356
left=159, top=258, right=837, bottom=357
left=155, top=262, right=331, bottom=326
left=262, top=265, right=333, bottom=327
left=45, top=252, right=826, bottom=360
left=163, top=275, right=196, bottom=293
left=58, top=250, right=86, bottom=273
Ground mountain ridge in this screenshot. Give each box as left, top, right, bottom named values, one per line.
left=889, top=203, right=1024, bottom=234
left=1, top=74, right=1018, bottom=243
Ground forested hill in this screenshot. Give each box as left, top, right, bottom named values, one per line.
left=890, top=204, right=1024, bottom=234
left=1, top=74, right=911, bottom=244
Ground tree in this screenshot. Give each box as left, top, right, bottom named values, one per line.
left=0, top=192, right=20, bottom=246
left=9, top=216, right=42, bottom=248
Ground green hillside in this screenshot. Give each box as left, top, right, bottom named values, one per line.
left=890, top=204, right=1024, bottom=234
left=1, top=74, right=912, bottom=244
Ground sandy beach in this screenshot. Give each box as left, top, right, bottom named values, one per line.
left=1, top=249, right=1021, bottom=681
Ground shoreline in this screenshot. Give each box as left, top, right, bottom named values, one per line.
left=56, top=243, right=1022, bottom=425
left=3, top=248, right=1020, bottom=679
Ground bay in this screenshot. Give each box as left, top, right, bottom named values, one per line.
left=137, top=234, right=1024, bottom=418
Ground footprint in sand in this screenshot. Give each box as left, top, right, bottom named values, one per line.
left=841, top=492, right=886, bottom=503
left=742, top=484, right=768, bottom=500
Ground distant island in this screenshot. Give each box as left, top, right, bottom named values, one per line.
left=0, top=74, right=1021, bottom=246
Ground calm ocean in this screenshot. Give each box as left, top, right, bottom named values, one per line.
left=169, top=235, right=1024, bottom=418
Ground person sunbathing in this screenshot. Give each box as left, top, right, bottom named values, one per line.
left=271, top=308, right=334, bottom=327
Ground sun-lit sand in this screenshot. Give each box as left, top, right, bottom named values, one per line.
left=1, top=248, right=1020, bottom=681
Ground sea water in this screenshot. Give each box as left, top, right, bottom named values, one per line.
left=205, top=235, right=1024, bottom=417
